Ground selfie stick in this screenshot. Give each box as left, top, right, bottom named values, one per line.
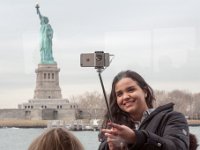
left=96, top=68, right=113, bottom=122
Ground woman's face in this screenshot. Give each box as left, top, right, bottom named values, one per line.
left=115, top=77, right=148, bottom=120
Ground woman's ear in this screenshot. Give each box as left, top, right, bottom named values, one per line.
left=145, top=92, right=148, bottom=98
left=143, top=88, right=148, bottom=98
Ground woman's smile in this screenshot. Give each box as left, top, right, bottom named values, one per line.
left=123, top=99, right=136, bottom=107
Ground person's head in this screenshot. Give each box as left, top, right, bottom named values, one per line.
left=189, top=133, right=199, bottom=150
left=109, top=70, right=155, bottom=121
left=41, top=16, right=49, bottom=24
left=28, top=128, right=84, bottom=150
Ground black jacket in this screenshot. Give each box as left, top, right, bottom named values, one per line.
left=98, top=103, right=189, bottom=150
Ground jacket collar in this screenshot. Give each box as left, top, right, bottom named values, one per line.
left=138, top=103, right=174, bottom=129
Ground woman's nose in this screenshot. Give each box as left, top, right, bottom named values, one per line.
left=122, top=92, right=130, bottom=100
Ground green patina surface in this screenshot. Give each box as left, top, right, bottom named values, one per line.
left=36, top=4, right=56, bottom=64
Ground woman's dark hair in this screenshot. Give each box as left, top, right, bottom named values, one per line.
left=101, top=70, right=155, bottom=132
left=189, top=133, right=199, bottom=150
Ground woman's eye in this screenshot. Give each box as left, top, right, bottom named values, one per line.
left=116, top=92, right=122, bottom=97
left=127, top=87, right=134, bottom=92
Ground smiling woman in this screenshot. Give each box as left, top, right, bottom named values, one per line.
left=98, top=70, right=191, bottom=150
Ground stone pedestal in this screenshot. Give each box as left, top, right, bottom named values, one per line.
left=34, top=63, right=62, bottom=99
left=19, top=63, right=76, bottom=110
left=18, top=63, right=79, bottom=121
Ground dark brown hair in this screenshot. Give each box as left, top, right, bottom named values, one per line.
left=28, top=128, right=84, bottom=150
left=189, top=133, right=199, bottom=150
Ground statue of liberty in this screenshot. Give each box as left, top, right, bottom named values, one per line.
left=35, top=4, right=56, bottom=64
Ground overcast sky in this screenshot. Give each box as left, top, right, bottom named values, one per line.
left=0, top=0, right=200, bottom=108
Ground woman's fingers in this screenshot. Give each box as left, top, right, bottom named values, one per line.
left=107, top=135, right=126, bottom=149
left=102, top=123, right=136, bottom=144
left=108, top=142, right=115, bottom=150
left=108, top=122, right=123, bottom=130
left=101, top=128, right=118, bottom=136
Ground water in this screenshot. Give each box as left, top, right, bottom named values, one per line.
left=0, top=127, right=199, bottom=150
left=0, top=128, right=99, bottom=150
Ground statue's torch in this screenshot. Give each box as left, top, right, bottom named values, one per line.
left=35, top=3, right=40, bottom=14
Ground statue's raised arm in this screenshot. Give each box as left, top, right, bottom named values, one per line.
left=35, top=3, right=42, bottom=20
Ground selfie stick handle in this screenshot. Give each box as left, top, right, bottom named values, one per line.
left=97, top=69, right=113, bottom=122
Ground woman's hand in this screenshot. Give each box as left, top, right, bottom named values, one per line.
left=105, top=128, right=122, bottom=150
left=102, top=122, right=136, bottom=149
